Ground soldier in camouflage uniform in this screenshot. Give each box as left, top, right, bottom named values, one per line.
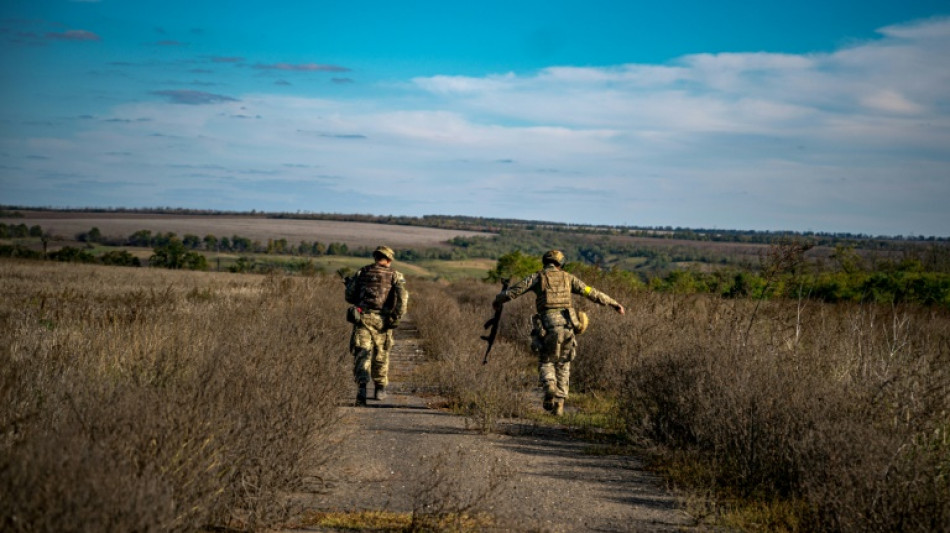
left=493, top=250, right=624, bottom=416
left=345, top=245, right=409, bottom=406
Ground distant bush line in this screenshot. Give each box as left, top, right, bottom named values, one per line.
left=4, top=222, right=950, bottom=307
left=5, top=204, right=948, bottom=244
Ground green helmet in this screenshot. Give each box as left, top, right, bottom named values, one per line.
left=374, top=245, right=395, bottom=261
left=542, top=250, right=564, bottom=266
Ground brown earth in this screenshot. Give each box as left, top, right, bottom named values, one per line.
left=288, top=317, right=698, bottom=532
left=16, top=211, right=492, bottom=250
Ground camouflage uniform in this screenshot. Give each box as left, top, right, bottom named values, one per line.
left=494, top=251, right=622, bottom=415
left=346, top=246, right=409, bottom=404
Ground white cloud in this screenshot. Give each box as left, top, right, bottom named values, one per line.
left=8, top=17, right=950, bottom=235
left=860, top=90, right=925, bottom=114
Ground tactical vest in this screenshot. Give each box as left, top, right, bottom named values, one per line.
left=539, top=269, right=572, bottom=310
left=357, top=263, right=396, bottom=310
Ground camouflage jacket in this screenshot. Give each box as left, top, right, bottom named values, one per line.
left=494, top=264, right=620, bottom=314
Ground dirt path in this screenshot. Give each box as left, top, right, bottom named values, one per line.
left=292, top=318, right=697, bottom=532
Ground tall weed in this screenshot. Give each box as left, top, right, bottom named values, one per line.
left=617, top=289, right=950, bottom=531
left=410, top=280, right=534, bottom=432
left=0, top=260, right=349, bottom=531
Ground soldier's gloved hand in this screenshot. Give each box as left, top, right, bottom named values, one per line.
left=386, top=317, right=400, bottom=329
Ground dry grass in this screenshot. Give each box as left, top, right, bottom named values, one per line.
left=0, top=259, right=350, bottom=531
left=409, top=279, right=536, bottom=433
left=605, top=290, right=950, bottom=531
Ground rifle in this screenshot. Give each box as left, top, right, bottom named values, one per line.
left=481, top=279, right=509, bottom=364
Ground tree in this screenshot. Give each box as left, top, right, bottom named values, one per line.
left=183, top=234, right=201, bottom=249
left=831, top=245, right=864, bottom=274
left=327, top=242, right=348, bottom=255
left=231, top=235, right=252, bottom=252
left=203, top=234, right=218, bottom=251
left=128, top=229, right=153, bottom=247
left=485, top=250, right=542, bottom=283
left=77, top=227, right=102, bottom=243
left=150, top=239, right=207, bottom=270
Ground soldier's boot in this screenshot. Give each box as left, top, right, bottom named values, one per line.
left=356, top=384, right=368, bottom=406
left=552, top=398, right=564, bottom=417
left=542, top=382, right=557, bottom=412
left=374, top=384, right=387, bottom=401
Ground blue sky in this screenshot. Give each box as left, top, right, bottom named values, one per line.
left=2, top=1, right=949, bottom=237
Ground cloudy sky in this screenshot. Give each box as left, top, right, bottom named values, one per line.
left=2, top=1, right=949, bottom=237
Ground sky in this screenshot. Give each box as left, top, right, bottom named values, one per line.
left=1, top=1, right=949, bottom=237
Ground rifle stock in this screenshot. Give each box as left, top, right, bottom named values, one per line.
left=481, top=279, right=509, bottom=364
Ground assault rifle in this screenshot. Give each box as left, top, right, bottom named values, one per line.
left=481, top=279, right=509, bottom=364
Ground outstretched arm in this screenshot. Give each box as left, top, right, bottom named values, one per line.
left=493, top=272, right=539, bottom=310
left=572, top=277, right=624, bottom=314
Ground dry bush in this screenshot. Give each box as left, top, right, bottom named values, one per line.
left=614, top=289, right=950, bottom=531
left=410, top=280, right=534, bottom=432
left=0, top=260, right=350, bottom=531
left=460, top=264, right=949, bottom=530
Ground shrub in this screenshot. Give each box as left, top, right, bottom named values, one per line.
left=617, top=293, right=950, bottom=531
left=411, top=279, right=534, bottom=431
left=0, top=262, right=349, bottom=531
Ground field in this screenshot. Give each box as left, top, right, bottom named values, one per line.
left=0, top=259, right=352, bottom=531
left=16, top=210, right=493, bottom=250
left=3, top=257, right=948, bottom=531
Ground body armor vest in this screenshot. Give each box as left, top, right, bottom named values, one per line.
left=539, top=269, right=572, bottom=309
left=357, top=264, right=396, bottom=310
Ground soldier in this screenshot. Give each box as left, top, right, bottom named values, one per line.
left=345, top=245, right=409, bottom=406
left=493, top=250, right=624, bottom=416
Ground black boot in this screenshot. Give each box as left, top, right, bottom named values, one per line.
left=356, top=384, right=368, bottom=406
left=374, top=384, right=387, bottom=401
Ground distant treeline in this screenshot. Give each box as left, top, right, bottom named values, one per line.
left=6, top=220, right=950, bottom=276
left=4, top=221, right=950, bottom=306
left=0, top=244, right=140, bottom=267
left=5, top=205, right=947, bottom=245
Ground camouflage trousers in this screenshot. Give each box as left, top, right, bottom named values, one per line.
left=350, top=312, right=394, bottom=387
left=534, top=311, right=577, bottom=399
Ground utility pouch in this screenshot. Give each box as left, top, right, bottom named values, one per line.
left=346, top=306, right=362, bottom=324
left=530, top=313, right=544, bottom=353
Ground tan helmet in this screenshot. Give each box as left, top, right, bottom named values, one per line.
left=374, top=245, right=395, bottom=261
left=542, top=250, right=565, bottom=266
left=573, top=310, right=589, bottom=334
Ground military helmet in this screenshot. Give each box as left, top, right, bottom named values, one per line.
left=542, top=249, right=565, bottom=266
left=573, top=311, right=589, bottom=335
left=374, top=245, right=395, bottom=261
